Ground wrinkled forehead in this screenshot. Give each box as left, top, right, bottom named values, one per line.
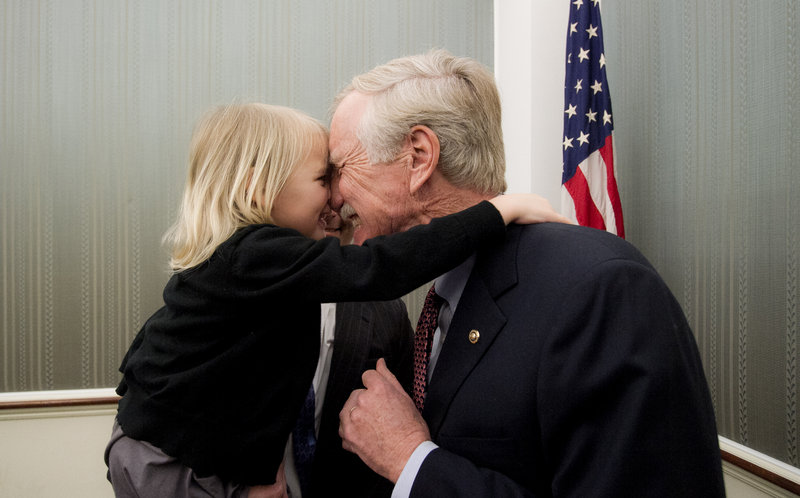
left=329, top=92, right=370, bottom=164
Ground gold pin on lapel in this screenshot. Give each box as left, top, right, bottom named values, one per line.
left=468, top=329, right=480, bottom=344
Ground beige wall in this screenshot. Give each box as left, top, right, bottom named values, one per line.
left=0, top=404, right=115, bottom=497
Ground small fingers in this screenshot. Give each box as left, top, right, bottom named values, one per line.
left=558, top=214, right=577, bottom=225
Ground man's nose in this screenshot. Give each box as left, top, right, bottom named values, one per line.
left=329, top=173, right=344, bottom=211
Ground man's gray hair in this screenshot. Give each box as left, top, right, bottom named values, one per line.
left=333, top=49, right=507, bottom=195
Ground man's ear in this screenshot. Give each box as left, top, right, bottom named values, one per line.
left=408, top=125, right=440, bottom=194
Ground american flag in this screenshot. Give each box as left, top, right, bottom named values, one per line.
left=561, top=0, right=625, bottom=238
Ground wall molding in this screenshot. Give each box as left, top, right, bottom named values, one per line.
left=0, top=388, right=119, bottom=414
left=720, top=436, right=800, bottom=495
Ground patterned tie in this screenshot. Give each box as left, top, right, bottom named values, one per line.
left=292, top=384, right=316, bottom=496
left=413, top=285, right=445, bottom=412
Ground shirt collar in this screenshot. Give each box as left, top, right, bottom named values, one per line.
left=434, top=254, right=476, bottom=311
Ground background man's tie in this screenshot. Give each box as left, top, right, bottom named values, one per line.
left=292, top=384, right=316, bottom=496
left=413, top=286, right=444, bottom=412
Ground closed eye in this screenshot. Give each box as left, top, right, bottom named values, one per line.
left=317, top=166, right=334, bottom=186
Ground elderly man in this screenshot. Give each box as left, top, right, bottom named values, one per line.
left=331, top=50, right=724, bottom=497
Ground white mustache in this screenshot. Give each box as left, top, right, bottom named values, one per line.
left=339, top=204, right=357, bottom=222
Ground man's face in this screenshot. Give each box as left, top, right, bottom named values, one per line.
left=328, top=92, right=415, bottom=245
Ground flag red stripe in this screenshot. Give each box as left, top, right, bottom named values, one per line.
left=564, top=167, right=606, bottom=231
left=598, top=136, right=625, bottom=238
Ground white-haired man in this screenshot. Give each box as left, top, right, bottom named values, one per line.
left=332, top=49, right=724, bottom=497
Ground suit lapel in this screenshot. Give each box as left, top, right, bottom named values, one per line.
left=423, top=228, right=521, bottom=437
left=321, top=302, right=372, bottom=438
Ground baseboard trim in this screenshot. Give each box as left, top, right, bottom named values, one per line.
left=0, top=388, right=119, bottom=410
left=720, top=436, right=800, bottom=495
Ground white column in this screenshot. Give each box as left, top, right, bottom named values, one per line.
left=494, top=0, right=569, bottom=210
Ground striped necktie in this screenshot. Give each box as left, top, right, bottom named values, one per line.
left=292, top=384, right=316, bottom=496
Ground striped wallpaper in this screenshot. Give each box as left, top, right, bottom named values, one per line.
left=603, top=0, right=800, bottom=468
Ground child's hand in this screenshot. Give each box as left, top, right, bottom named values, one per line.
left=489, top=193, right=575, bottom=226
left=247, top=460, right=288, bottom=498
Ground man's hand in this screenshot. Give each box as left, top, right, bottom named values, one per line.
left=339, top=358, right=431, bottom=483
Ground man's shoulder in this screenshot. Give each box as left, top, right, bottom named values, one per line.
left=513, top=221, right=624, bottom=243
left=512, top=223, right=643, bottom=261
left=484, top=223, right=654, bottom=283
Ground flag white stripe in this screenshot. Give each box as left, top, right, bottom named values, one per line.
left=578, top=151, right=619, bottom=235
left=560, top=187, right=578, bottom=223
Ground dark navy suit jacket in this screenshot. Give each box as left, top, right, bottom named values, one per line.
left=413, top=223, right=724, bottom=497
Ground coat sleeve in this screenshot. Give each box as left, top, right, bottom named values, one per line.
left=413, top=448, right=536, bottom=497
left=229, top=201, right=505, bottom=304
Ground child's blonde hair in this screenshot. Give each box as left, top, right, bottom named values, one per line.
left=164, top=103, right=329, bottom=272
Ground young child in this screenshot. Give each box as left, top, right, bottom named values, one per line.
left=105, top=102, right=568, bottom=496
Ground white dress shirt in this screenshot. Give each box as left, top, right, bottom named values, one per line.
left=285, top=302, right=337, bottom=497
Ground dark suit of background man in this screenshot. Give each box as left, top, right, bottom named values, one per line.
left=331, top=49, right=725, bottom=497
left=284, top=211, right=414, bottom=498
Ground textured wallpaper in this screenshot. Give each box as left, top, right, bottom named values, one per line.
left=0, top=0, right=493, bottom=391
left=602, top=0, right=800, bottom=467
left=6, top=0, right=798, bottom=471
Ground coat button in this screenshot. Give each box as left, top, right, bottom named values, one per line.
left=468, top=329, right=480, bottom=344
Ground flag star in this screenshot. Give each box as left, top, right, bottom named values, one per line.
left=591, top=80, right=603, bottom=94
left=586, top=109, right=597, bottom=122
left=603, top=110, right=612, bottom=125
left=563, top=135, right=574, bottom=150
left=574, top=79, right=583, bottom=93
left=567, top=53, right=572, bottom=64
left=578, top=47, right=590, bottom=63
left=586, top=24, right=598, bottom=39
left=577, top=131, right=590, bottom=146
left=570, top=22, right=578, bottom=35
left=599, top=53, right=607, bottom=68
left=592, top=0, right=600, bottom=6
left=565, top=104, right=578, bottom=118
left=573, top=0, right=583, bottom=10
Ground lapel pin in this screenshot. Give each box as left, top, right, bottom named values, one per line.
left=468, top=329, right=480, bottom=344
